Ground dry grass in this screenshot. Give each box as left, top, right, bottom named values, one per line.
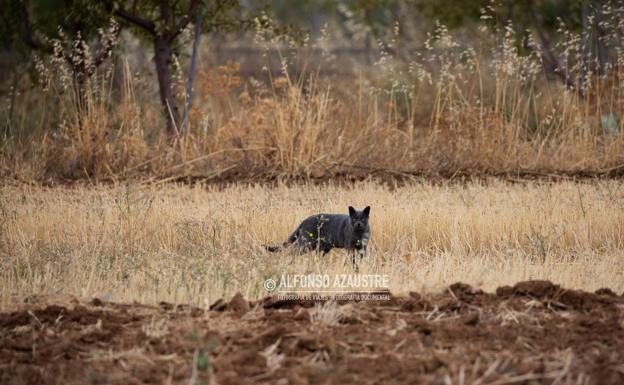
left=3, top=17, right=624, bottom=182
left=1, top=180, right=623, bottom=310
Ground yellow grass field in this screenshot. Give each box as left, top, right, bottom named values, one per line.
left=1, top=180, right=623, bottom=310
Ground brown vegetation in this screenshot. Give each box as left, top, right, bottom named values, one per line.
left=3, top=22, right=624, bottom=183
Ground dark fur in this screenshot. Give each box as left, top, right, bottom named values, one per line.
left=266, top=206, right=371, bottom=270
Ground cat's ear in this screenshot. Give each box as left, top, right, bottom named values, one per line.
left=363, top=206, right=370, bottom=217
left=348, top=206, right=356, bottom=217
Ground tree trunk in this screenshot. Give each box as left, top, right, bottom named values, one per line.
left=579, top=1, right=590, bottom=99
left=154, top=36, right=180, bottom=138
left=181, top=5, right=203, bottom=136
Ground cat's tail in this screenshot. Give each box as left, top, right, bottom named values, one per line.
left=265, top=229, right=298, bottom=252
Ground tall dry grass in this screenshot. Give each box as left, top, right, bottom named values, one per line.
left=2, top=16, right=624, bottom=182
left=1, top=180, right=623, bottom=309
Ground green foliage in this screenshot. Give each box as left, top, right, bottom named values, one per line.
left=110, top=0, right=265, bottom=39
left=410, top=0, right=485, bottom=29
left=3, top=0, right=113, bottom=54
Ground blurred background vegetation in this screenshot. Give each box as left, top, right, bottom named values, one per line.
left=1, top=0, right=623, bottom=182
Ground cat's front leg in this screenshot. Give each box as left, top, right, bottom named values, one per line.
left=351, top=250, right=359, bottom=272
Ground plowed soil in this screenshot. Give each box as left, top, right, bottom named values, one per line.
left=2, top=281, right=624, bottom=385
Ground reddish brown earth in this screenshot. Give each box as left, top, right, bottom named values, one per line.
left=2, top=281, right=624, bottom=385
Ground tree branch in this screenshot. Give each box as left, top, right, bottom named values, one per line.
left=159, top=0, right=174, bottom=33
left=114, top=9, right=156, bottom=35
left=527, top=0, right=576, bottom=90
left=19, top=0, right=51, bottom=53
left=170, top=0, right=199, bottom=40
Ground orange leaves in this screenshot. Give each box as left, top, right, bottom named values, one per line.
left=198, top=61, right=242, bottom=96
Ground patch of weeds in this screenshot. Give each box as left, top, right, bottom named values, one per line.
left=188, top=325, right=218, bottom=385
left=196, top=350, right=210, bottom=373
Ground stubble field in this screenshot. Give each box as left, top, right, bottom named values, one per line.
left=2, top=180, right=624, bottom=307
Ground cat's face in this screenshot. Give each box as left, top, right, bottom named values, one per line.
left=348, top=206, right=370, bottom=232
